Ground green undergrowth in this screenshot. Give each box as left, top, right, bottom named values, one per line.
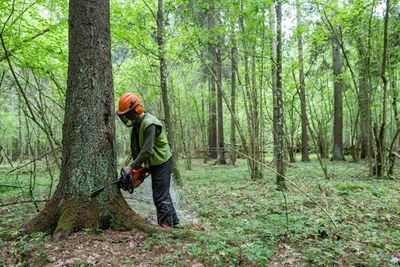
left=0, top=165, right=53, bottom=239
left=175, top=158, right=400, bottom=266
left=1, top=157, right=400, bottom=266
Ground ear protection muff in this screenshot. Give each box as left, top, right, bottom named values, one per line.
left=134, top=105, right=144, bottom=115
left=128, top=100, right=144, bottom=115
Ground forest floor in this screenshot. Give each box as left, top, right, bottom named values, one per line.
left=1, top=157, right=400, bottom=266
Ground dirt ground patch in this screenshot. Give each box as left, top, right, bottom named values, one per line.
left=1, top=230, right=205, bottom=266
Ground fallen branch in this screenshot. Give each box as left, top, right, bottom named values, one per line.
left=7, top=147, right=60, bottom=174
left=391, top=151, right=400, bottom=159
left=0, top=145, right=13, bottom=167
left=0, top=199, right=46, bottom=208
left=0, top=184, right=23, bottom=188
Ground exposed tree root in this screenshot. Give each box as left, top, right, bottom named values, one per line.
left=22, top=190, right=153, bottom=240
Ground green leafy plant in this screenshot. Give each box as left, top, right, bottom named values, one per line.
left=7, top=232, right=49, bottom=266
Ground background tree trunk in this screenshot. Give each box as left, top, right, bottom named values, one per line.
left=357, top=55, right=374, bottom=163
left=331, top=33, right=345, bottom=161
left=250, top=49, right=261, bottom=175
left=239, top=2, right=261, bottom=179
left=229, top=34, right=237, bottom=166
left=207, top=1, right=217, bottom=160
left=269, top=4, right=278, bottom=164
left=275, top=0, right=286, bottom=188
left=23, top=0, right=139, bottom=239
left=215, top=6, right=226, bottom=164
left=374, top=0, right=389, bottom=177
left=296, top=0, right=310, bottom=162
left=216, top=40, right=226, bottom=165
left=157, top=0, right=181, bottom=183
left=208, top=69, right=218, bottom=159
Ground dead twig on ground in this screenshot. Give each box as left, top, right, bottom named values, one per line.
left=0, top=199, right=46, bottom=208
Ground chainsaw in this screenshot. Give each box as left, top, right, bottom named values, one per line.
left=90, top=167, right=151, bottom=198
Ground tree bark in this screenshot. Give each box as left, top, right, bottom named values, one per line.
left=23, top=0, right=141, bottom=239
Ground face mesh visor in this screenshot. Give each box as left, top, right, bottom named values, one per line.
left=117, top=113, right=134, bottom=127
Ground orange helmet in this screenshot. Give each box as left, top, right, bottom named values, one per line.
left=116, top=93, right=143, bottom=115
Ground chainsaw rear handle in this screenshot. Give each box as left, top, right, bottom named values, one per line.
left=119, top=168, right=134, bottom=193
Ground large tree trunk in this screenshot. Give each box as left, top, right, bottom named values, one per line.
left=23, top=0, right=140, bottom=239
left=331, top=33, right=345, bottom=161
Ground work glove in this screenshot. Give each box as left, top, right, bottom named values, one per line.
left=119, top=168, right=134, bottom=193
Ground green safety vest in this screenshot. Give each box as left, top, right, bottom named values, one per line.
left=131, top=113, right=172, bottom=167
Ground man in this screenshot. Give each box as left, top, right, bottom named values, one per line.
left=116, top=92, right=180, bottom=228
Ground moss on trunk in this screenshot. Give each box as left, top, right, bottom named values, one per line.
left=52, top=197, right=99, bottom=240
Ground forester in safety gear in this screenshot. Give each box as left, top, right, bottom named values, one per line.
left=116, top=93, right=180, bottom=228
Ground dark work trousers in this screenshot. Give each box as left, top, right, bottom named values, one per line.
left=150, top=157, right=179, bottom=227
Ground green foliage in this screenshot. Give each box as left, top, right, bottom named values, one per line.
left=120, top=258, right=134, bottom=265
left=0, top=0, right=67, bottom=162
left=73, top=259, right=88, bottom=267
left=3, top=232, right=49, bottom=266
left=0, top=163, right=56, bottom=239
